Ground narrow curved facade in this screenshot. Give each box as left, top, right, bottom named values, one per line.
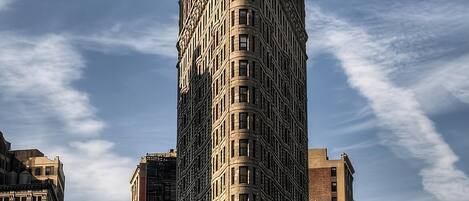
left=177, top=0, right=308, bottom=200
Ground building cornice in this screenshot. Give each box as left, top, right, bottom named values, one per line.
left=280, top=0, right=308, bottom=48
left=177, top=0, right=208, bottom=60
left=177, top=0, right=308, bottom=60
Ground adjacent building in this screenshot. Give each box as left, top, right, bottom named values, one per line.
left=0, top=132, right=65, bottom=201
left=0, top=181, right=59, bottom=201
left=131, top=150, right=177, bottom=201
left=176, top=0, right=309, bottom=200
left=308, top=149, right=355, bottom=201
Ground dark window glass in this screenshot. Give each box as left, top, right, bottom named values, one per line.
left=251, top=88, right=256, bottom=104
left=239, top=60, right=248, bottom=76
left=239, top=139, right=249, bottom=156
left=45, top=166, right=54, bottom=175
left=331, top=167, right=337, bottom=177
left=239, top=113, right=248, bottom=129
left=239, top=86, right=248, bottom=102
left=231, top=114, right=235, bottom=130
left=231, top=11, right=235, bottom=26
left=231, top=36, right=235, bottom=52
left=231, top=88, right=235, bottom=104
left=239, top=167, right=248, bottom=184
left=231, top=168, right=235, bottom=184
left=239, top=9, right=248, bottom=25
left=251, top=62, right=256, bottom=78
left=239, top=35, right=248, bottom=50
left=332, top=182, right=337, bottom=192
left=34, top=167, right=42, bottom=176
left=231, top=61, right=235, bottom=77
left=252, top=167, right=256, bottom=184
left=239, top=194, right=249, bottom=201
left=231, top=140, right=235, bottom=157
left=332, top=197, right=337, bottom=201
left=251, top=11, right=256, bottom=25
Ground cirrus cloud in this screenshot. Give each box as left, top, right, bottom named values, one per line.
left=307, top=3, right=469, bottom=201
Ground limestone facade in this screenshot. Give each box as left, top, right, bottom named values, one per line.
left=177, top=0, right=309, bottom=200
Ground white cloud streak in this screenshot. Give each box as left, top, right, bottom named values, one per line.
left=413, top=54, right=469, bottom=112
left=74, top=20, right=179, bottom=58
left=307, top=5, right=469, bottom=201
left=0, top=33, right=132, bottom=201
left=0, top=33, right=105, bottom=136
left=49, top=140, right=132, bottom=201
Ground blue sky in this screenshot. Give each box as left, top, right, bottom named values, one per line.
left=0, top=0, right=468, bottom=201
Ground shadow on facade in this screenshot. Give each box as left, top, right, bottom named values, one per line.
left=177, top=44, right=213, bottom=201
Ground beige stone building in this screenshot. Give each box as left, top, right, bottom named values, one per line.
left=10, top=150, right=65, bottom=201
left=0, top=182, right=59, bottom=201
left=0, top=132, right=65, bottom=201
left=176, top=0, right=309, bottom=201
left=308, top=149, right=355, bottom=201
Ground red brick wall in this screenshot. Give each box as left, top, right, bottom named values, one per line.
left=309, top=168, right=332, bottom=201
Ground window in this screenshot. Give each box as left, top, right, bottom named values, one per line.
left=239, top=139, right=249, bottom=156
left=231, top=140, right=235, bottom=157
left=34, top=167, right=42, bottom=176
left=231, top=168, right=235, bottom=184
left=239, top=9, right=248, bottom=25
left=251, top=61, right=256, bottom=78
left=251, top=88, right=256, bottom=104
left=231, top=11, right=235, bottom=26
left=45, top=166, right=54, bottom=175
left=251, top=11, right=256, bottom=25
left=239, top=194, right=249, bottom=201
left=239, top=86, right=248, bottom=102
left=331, top=167, right=337, bottom=177
left=332, top=197, right=337, bottom=201
left=231, top=36, right=235, bottom=52
left=252, top=167, right=256, bottom=184
left=231, top=114, right=235, bottom=130
left=239, top=167, right=248, bottom=184
left=21, top=198, right=26, bottom=201
left=231, top=87, right=235, bottom=104
left=331, top=182, right=337, bottom=192
left=239, top=34, right=248, bottom=50
left=239, top=60, right=248, bottom=76
left=239, top=113, right=248, bottom=129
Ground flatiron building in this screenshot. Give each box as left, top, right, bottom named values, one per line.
left=176, top=0, right=308, bottom=200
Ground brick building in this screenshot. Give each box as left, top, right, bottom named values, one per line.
left=308, top=149, right=355, bottom=201
left=130, top=150, right=177, bottom=201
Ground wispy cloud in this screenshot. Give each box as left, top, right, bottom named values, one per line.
left=307, top=4, right=469, bottom=201
left=413, top=54, right=469, bottom=113
left=0, top=33, right=132, bottom=201
left=73, top=19, right=179, bottom=58
left=0, top=33, right=104, bottom=136
left=50, top=140, right=132, bottom=201
left=0, top=0, right=11, bottom=11
left=332, top=139, right=377, bottom=153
